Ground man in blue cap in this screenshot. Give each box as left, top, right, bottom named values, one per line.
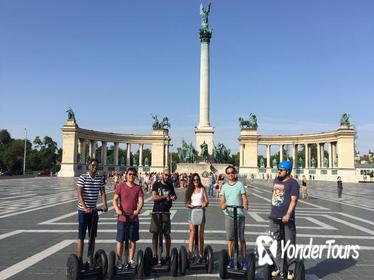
left=269, top=161, right=300, bottom=280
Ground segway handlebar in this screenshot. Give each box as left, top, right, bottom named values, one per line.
left=268, top=215, right=293, bottom=222
left=225, top=205, right=244, bottom=209
left=151, top=211, right=171, bottom=215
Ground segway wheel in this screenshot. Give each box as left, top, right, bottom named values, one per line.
left=295, top=261, right=305, bottom=280
left=219, top=249, right=228, bottom=279
left=204, top=245, right=214, bottom=274
left=170, top=247, right=179, bottom=277
left=66, top=254, right=80, bottom=280
left=179, top=246, right=188, bottom=275
left=247, top=253, right=256, bottom=280
left=94, top=249, right=108, bottom=278
left=136, top=249, right=144, bottom=279
left=263, top=264, right=273, bottom=280
left=143, top=247, right=153, bottom=276
left=107, top=251, right=116, bottom=280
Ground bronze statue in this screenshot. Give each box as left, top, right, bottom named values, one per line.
left=200, top=3, right=211, bottom=28
left=213, top=143, right=230, bottom=163
left=66, top=107, right=75, bottom=121
left=340, top=113, right=351, bottom=127
left=152, top=114, right=170, bottom=129
left=177, top=140, right=196, bottom=163
left=238, top=113, right=258, bottom=129
left=200, top=141, right=208, bottom=161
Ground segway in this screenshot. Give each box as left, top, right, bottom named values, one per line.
left=179, top=206, right=214, bottom=275
left=263, top=216, right=305, bottom=280
left=143, top=212, right=178, bottom=277
left=66, top=208, right=108, bottom=280
left=219, top=205, right=256, bottom=280
left=107, top=211, right=144, bottom=279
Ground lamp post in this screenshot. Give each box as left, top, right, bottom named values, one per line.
left=23, top=128, right=27, bottom=176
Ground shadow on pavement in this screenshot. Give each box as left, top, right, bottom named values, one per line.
left=307, top=258, right=357, bottom=278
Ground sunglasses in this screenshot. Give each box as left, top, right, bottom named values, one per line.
left=128, top=173, right=136, bottom=176
left=193, top=179, right=200, bottom=182
left=226, top=172, right=235, bottom=175
left=278, top=169, right=286, bottom=172
left=163, top=174, right=170, bottom=177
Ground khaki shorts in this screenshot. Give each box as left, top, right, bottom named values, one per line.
left=149, top=213, right=171, bottom=234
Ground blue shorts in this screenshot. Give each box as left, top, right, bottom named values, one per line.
left=116, top=220, right=140, bottom=242
left=78, top=210, right=98, bottom=240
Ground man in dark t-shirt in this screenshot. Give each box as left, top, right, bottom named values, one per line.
left=150, top=169, right=177, bottom=264
left=269, top=161, right=299, bottom=280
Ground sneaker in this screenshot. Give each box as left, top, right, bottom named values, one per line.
left=272, top=270, right=280, bottom=277
left=226, top=258, right=234, bottom=269
left=152, top=256, right=158, bottom=265
left=127, top=259, right=136, bottom=269
left=241, top=260, right=248, bottom=271
left=116, top=259, right=123, bottom=270
left=165, top=255, right=171, bottom=265
left=287, top=270, right=294, bottom=280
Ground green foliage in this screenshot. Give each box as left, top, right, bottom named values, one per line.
left=0, top=129, right=60, bottom=174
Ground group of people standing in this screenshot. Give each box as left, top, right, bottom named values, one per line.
left=76, top=158, right=302, bottom=280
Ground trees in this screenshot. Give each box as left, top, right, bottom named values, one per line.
left=0, top=129, right=60, bottom=174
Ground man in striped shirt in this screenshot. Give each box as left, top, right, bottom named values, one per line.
left=76, top=158, right=108, bottom=261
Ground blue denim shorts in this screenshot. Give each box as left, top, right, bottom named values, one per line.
left=116, top=220, right=140, bottom=242
left=78, top=210, right=98, bottom=240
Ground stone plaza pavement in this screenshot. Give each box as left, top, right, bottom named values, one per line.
left=0, top=177, right=373, bottom=280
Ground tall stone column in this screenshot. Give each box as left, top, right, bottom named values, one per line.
left=126, top=143, right=131, bottom=166
left=317, top=143, right=321, bottom=168
left=239, top=144, right=244, bottom=167
left=89, top=140, right=96, bottom=160
left=164, top=144, right=169, bottom=168
left=114, top=142, right=119, bottom=166
left=78, top=139, right=85, bottom=163
left=266, top=144, right=271, bottom=168
left=279, top=144, right=283, bottom=163
left=305, top=144, right=309, bottom=169
left=139, top=144, right=143, bottom=167
left=101, top=141, right=107, bottom=165
left=195, top=4, right=214, bottom=156
left=328, top=143, right=333, bottom=168
left=292, top=144, right=297, bottom=168
left=308, top=144, right=312, bottom=167
left=332, top=142, right=337, bottom=168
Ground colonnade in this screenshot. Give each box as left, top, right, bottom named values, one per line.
left=59, top=118, right=171, bottom=177
left=238, top=126, right=356, bottom=180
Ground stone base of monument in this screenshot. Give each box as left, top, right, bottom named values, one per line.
left=176, top=163, right=231, bottom=186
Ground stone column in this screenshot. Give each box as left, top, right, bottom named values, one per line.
left=292, top=144, right=297, bottom=168
left=139, top=144, right=143, bottom=167
left=78, top=139, right=84, bottom=163
left=266, top=144, right=271, bottom=168
left=195, top=19, right=214, bottom=156
left=317, top=143, right=321, bottom=168
left=101, top=141, right=107, bottom=165
left=279, top=144, right=283, bottom=163
left=239, top=144, right=244, bottom=166
left=114, top=142, right=119, bottom=166
left=126, top=143, right=131, bottom=166
left=332, top=142, right=337, bottom=168
left=305, top=144, right=309, bottom=169
left=328, top=143, right=333, bottom=168
left=308, top=144, right=312, bottom=167
left=89, top=140, right=96, bottom=160
left=164, top=144, right=169, bottom=168
left=81, top=140, right=86, bottom=164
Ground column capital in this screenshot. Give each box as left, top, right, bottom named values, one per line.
left=200, top=29, right=212, bottom=43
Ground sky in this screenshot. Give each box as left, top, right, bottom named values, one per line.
left=1, top=0, right=373, bottom=155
